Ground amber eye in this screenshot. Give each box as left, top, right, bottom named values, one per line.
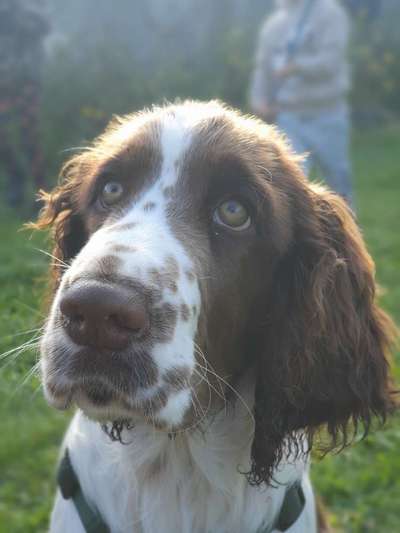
left=101, top=181, right=124, bottom=206
left=214, top=199, right=251, bottom=231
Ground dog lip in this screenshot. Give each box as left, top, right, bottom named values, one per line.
left=72, top=387, right=153, bottom=424
left=53, top=344, right=159, bottom=392
left=45, top=376, right=136, bottom=411
left=44, top=384, right=73, bottom=410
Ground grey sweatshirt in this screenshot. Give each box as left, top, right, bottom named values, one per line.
left=250, top=0, right=350, bottom=113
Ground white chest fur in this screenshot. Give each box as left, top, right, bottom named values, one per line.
left=50, top=402, right=316, bottom=533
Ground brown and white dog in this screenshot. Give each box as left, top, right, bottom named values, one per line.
left=36, top=101, right=396, bottom=532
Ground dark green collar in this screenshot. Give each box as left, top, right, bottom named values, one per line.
left=57, top=449, right=110, bottom=533
left=57, top=448, right=305, bottom=533
left=275, top=481, right=305, bottom=531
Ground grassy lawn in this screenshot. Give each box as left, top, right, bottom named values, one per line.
left=0, top=125, right=399, bottom=532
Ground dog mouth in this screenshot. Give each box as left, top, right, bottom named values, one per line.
left=42, top=345, right=196, bottom=430
left=45, top=377, right=134, bottom=414
left=42, top=338, right=160, bottom=408
left=44, top=374, right=173, bottom=420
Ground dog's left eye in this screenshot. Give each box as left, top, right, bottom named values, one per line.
left=101, top=182, right=124, bottom=206
left=214, top=199, right=251, bottom=231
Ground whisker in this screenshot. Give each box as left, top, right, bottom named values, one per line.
left=0, top=326, right=43, bottom=342
left=13, top=361, right=41, bottom=394
left=12, top=301, right=46, bottom=318
left=193, top=344, right=228, bottom=419
left=0, top=342, right=40, bottom=368
left=193, top=342, right=255, bottom=426
left=0, top=325, right=44, bottom=381
left=31, top=382, right=43, bottom=399
left=172, top=382, right=213, bottom=435
left=194, top=343, right=225, bottom=398
left=0, top=336, right=41, bottom=362
left=60, top=146, right=90, bottom=154
left=34, top=248, right=69, bottom=269
left=192, top=366, right=227, bottom=405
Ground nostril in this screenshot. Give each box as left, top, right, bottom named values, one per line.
left=68, top=313, right=84, bottom=324
left=60, top=296, right=82, bottom=322
left=105, top=314, right=131, bottom=332
left=108, top=308, right=149, bottom=336
left=70, top=314, right=85, bottom=330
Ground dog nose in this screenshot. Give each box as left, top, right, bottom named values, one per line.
left=59, top=283, right=149, bottom=350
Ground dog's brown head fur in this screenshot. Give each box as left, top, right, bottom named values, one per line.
left=34, top=101, right=396, bottom=485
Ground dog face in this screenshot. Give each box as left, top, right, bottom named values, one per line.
left=37, top=101, right=396, bottom=483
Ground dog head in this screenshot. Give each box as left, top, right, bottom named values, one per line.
left=37, top=101, right=396, bottom=483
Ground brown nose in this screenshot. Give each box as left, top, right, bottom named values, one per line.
left=59, top=283, right=149, bottom=350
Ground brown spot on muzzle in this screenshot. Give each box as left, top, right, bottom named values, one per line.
left=133, top=351, right=159, bottom=389
left=96, top=255, right=122, bottom=278
left=180, top=303, right=190, bottom=321
left=142, top=389, right=169, bottom=416
left=143, top=201, right=156, bottom=211
left=152, top=303, right=178, bottom=343
left=108, top=222, right=137, bottom=232
left=168, top=281, right=178, bottom=293
left=149, top=268, right=162, bottom=287
left=149, top=261, right=179, bottom=295
left=165, top=256, right=179, bottom=280
left=164, top=365, right=191, bottom=391
left=110, top=244, right=137, bottom=254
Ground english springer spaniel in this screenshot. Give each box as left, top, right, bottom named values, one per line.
left=36, top=101, right=396, bottom=533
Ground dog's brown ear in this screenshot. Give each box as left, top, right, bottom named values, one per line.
left=250, top=185, right=397, bottom=485
left=33, top=155, right=88, bottom=287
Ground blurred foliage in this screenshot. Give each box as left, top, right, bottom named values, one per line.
left=350, top=7, right=400, bottom=119
left=38, top=0, right=400, bottom=182
left=41, top=20, right=255, bottom=178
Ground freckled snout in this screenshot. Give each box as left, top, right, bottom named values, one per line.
left=59, top=282, right=149, bottom=350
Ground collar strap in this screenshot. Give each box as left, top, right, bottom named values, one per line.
left=275, top=481, right=306, bottom=531
left=57, top=448, right=305, bottom=533
left=57, top=449, right=110, bottom=533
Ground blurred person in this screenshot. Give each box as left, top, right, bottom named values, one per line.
left=250, top=0, right=353, bottom=202
left=0, top=0, right=49, bottom=208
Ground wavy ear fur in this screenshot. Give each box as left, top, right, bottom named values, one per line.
left=32, top=155, right=88, bottom=287
left=250, top=185, right=397, bottom=485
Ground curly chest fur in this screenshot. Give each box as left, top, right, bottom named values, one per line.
left=50, top=404, right=311, bottom=533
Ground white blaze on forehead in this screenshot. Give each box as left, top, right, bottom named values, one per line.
left=54, top=107, right=207, bottom=426
left=157, top=103, right=226, bottom=189
left=158, top=110, right=193, bottom=188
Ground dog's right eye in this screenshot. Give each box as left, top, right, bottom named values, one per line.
left=100, top=181, right=124, bottom=206
left=214, top=199, right=251, bottom=231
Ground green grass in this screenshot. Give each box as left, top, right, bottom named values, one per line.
left=0, top=126, right=399, bottom=532
left=0, top=218, right=69, bottom=533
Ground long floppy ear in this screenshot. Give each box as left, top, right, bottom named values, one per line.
left=33, top=155, right=88, bottom=287
left=251, top=185, right=397, bottom=485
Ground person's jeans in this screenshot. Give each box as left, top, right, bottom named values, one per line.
left=277, top=104, right=353, bottom=202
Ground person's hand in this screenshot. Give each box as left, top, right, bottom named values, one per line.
left=275, top=62, right=297, bottom=80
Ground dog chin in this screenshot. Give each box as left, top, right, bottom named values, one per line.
left=70, top=389, right=145, bottom=425
left=44, top=378, right=192, bottom=433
